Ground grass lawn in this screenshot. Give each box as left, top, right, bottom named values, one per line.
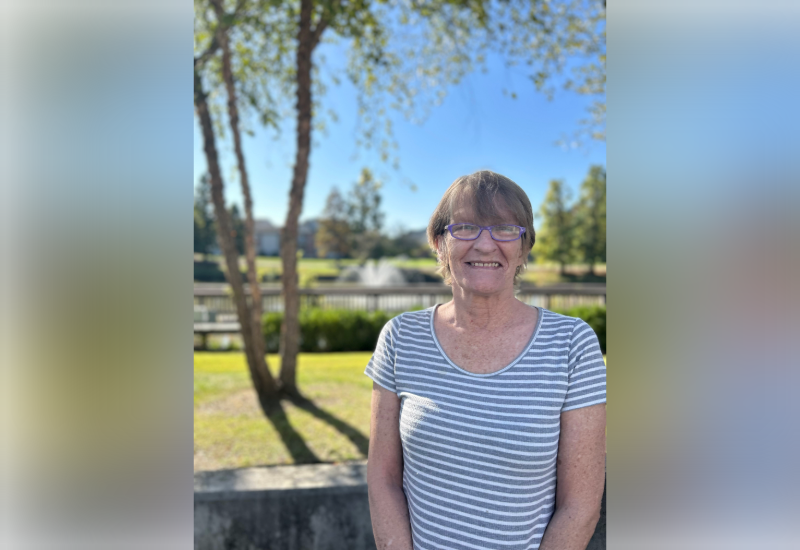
left=194, top=352, right=373, bottom=472
left=195, top=351, right=608, bottom=472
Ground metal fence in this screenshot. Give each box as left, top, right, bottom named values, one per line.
left=194, top=283, right=605, bottom=319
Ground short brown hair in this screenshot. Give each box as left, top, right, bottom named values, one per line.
left=427, top=171, right=535, bottom=286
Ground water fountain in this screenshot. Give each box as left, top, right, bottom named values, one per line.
left=337, top=258, right=407, bottom=286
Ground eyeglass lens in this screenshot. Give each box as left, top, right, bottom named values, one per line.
left=450, top=224, right=520, bottom=241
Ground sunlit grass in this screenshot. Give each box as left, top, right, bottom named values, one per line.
left=194, top=352, right=373, bottom=471
left=195, top=351, right=608, bottom=471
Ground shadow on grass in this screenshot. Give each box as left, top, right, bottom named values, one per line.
left=264, top=400, right=320, bottom=464
left=287, top=394, right=370, bottom=458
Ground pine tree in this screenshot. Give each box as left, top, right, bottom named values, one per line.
left=573, top=165, right=606, bottom=276
left=228, top=203, right=246, bottom=256
left=193, top=174, right=216, bottom=258
left=346, top=168, right=385, bottom=260
left=537, top=179, right=574, bottom=276
left=316, top=187, right=352, bottom=259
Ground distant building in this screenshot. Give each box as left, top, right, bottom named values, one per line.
left=404, top=229, right=429, bottom=247
left=298, top=219, right=319, bottom=258
left=254, top=219, right=280, bottom=256
left=253, top=218, right=320, bottom=258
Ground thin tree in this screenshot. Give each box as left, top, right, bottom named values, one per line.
left=278, top=0, right=326, bottom=396
left=279, top=0, right=385, bottom=394
left=211, top=0, right=270, bottom=396
left=194, top=13, right=280, bottom=413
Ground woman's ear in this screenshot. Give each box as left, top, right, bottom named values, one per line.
left=515, top=243, right=528, bottom=271
left=435, top=236, right=446, bottom=265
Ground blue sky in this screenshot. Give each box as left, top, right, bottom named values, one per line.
left=194, top=43, right=605, bottom=234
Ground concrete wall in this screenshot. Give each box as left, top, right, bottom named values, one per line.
left=195, top=463, right=605, bottom=550
left=195, top=485, right=376, bottom=550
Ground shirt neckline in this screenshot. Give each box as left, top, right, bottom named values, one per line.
left=427, top=303, right=543, bottom=377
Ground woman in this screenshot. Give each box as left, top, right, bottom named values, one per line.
left=365, top=171, right=606, bottom=550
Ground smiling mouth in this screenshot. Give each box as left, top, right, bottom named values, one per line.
left=467, top=262, right=501, bottom=268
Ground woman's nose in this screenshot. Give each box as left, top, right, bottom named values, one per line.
left=473, top=229, right=498, bottom=249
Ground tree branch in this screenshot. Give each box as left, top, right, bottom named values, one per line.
left=195, top=35, right=220, bottom=70
left=194, top=0, right=247, bottom=70
left=311, top=18, right=329, bottom=49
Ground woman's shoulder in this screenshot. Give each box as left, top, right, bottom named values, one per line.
left=387, top=307, right=433, bottom=328
left=537, top=308, right=590, bottom=334
left=377, top=307, right=433, bottom=336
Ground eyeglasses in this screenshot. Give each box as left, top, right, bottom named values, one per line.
left=445, top=223, right=526, bottom=242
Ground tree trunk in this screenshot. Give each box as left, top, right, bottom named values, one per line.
left=212, top=0, right=268, bottom=378
left=279, top=0, right=321, bottom=396
left=194, top=67, right=280, bottom=413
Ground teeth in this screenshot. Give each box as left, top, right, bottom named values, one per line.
left=471, top=262, right=499, bottom=267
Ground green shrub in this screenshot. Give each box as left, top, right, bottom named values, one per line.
left=553, top=304, right=606, bottom=354
left=262, top=309, right=394, bottom=353
left=194, top=261, right=226, bottom=282
left=262, top=312, right=283, bottom=353
left=262, top=304, right=606, bottom=355
left=194, top=260, right=247, bottom=283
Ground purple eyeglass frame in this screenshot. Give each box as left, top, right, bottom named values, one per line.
left=445, top=223, right=526, bottom=242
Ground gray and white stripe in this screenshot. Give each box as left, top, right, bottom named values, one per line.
left=365, top=306, right=606, bottom=550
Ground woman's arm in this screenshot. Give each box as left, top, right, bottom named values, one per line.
left=539, top=403, right=606, bottom=550
left=367, top=382, right=413, bottom=550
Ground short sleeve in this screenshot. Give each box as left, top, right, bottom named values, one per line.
left=562, top=318, right=606, bottom=412
left=364, top=316, right=399, bottom=393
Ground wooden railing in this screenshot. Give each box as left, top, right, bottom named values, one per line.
left=194, top=283, right=606, bottom=318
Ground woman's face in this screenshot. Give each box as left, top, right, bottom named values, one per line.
left=438, top=206, right=526, bottom=296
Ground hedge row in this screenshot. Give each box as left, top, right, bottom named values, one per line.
left=262, top=304, right=606, bottom=355
left=262, top=309, right=393, bottom=353
left=194, top=260, right=248, bottom=283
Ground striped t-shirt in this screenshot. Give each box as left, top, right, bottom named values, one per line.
left=364, top=305, right=606, bottom=550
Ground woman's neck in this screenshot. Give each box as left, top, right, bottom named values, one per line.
left=440, top=285, right=522, bottom=331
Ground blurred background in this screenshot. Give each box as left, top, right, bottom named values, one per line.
left=190, top=3, right=607, bottom=546
left=2, top=0, right=799, bottom=549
